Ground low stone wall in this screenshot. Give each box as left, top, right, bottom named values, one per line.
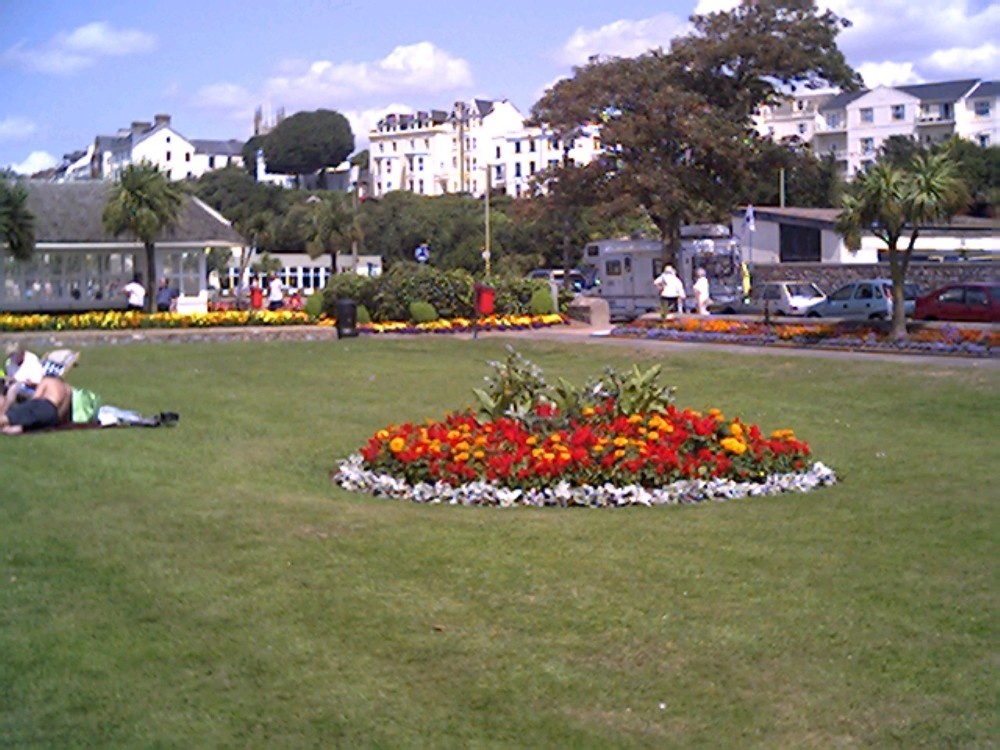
left=567, top=295, right=611, bottom=328
left=752, top=261, right=997, bottom=294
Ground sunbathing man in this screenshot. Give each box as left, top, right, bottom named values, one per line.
left=0, top=376, right=72, bottom=434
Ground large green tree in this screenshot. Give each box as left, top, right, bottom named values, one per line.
left=836, top=152, right=968, bottom=340
left=531, top=0, right=861, bottom=260
left=260, top=109, right=355, bottom=188
left=103, top=163, right=185, bottom=312
left=0, top=179, right=35, bottom=261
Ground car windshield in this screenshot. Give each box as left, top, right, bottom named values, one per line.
left=787, top=283, right=823, bottom=298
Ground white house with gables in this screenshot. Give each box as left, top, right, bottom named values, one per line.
left=60, top=114, right=244, bottom=183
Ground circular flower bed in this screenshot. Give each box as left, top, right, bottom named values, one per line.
left=333, top=351, right=837, bottom=507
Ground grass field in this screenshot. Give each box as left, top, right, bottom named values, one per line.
left=2, top=336, right=997, bottom=748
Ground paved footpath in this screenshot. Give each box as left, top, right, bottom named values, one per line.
left=4, top=320, right=997, bottom=370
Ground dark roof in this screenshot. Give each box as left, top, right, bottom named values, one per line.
left=969, top=81, right=1000, bottom=98
left=817, top=90, right=867, bottom=111
left=24, top=181, right=244, bottom=246
left=473, top=99, right=495, bottom=117
left=743, top=206, right=1000, bottom=233
left=191, top=139, right=245, bottom=156
left=896, top=79, right=979, bottom=102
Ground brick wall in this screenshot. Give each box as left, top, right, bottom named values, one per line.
left=751, top=261, right=998, bottom=295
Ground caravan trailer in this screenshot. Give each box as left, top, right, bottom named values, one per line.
left=581, top=226, right=744, bottom=320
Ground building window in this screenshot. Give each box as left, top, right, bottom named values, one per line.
left=208, top=156, right=215, bottom=168
left=418, top=179, right=424, bottom=193
left=529, top=139, right=536, bottom=152
left=860, top=108, right=873, bottom=123
left=826, top=113, right=841, bottom=129
left=496, top=146, right=501, bottom=159
left=529, top=161, right=536, bottom=174
left=165, top=151, right=171, bottom=161
left=797, top=123, right=807, bottom=135
left=942, top=103, right=953, bottom=119
left=979, top=134, right=991, bottom=147
left=417, top=157, right=424, bottom=171
left=861, top=137, right=874, bottom=154
left=974, top=100, right=991, bottom=117
left=185, top=152, right=191, bottom=162
left=514, top=163, right=522, bottom=178
left=514, top=141, right=521, bottom=154
left=891, top=104, right=905, bottom=120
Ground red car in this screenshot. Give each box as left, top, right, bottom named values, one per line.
left=913, top=282, right=1000, bottom=323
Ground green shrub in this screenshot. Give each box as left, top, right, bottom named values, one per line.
left=321, top=273, right=378, bottom=318
left=303, top=292, right=324, bottom=319
left=409, top=300, right=438, bottom=323
left=356, top=304, right=371, bottom=324
left=529, top=287, right=556, bottom=315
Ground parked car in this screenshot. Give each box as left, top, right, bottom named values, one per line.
left=913, top=282, right=1000, bottom=323
left=713, top=280, right=826, bottom=316
left=807, top=279, right=895, bottom=319
left=526, top=268, right=590, bottom=292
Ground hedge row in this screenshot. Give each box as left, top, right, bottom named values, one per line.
left=320, top=263, right=575, bottom=322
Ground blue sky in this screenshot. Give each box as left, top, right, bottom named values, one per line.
left=1, top=0, right=998, bottom=174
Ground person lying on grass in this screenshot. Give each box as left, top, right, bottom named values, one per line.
left=0, top=375, right=71, bottom=434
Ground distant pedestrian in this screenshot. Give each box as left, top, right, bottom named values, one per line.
left=693, top=268, right=711, bottom=315
left=155, top=277, right=180, bottom=312
left=653, top=265, right=686, bottom=317
left=122, top=273, right=146, bottom=311
left=267, top=274, right=284, bottom=311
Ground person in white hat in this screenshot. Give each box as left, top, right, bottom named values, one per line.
left=2, top=342, right=44, bottom=418
left=653, top=265, right=686, bottom=317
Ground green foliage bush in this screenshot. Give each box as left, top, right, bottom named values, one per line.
left=321, top=273, right=377, bottom=318
left=529, top=287, right=556, bottom=315
left=317, top=265, right=561, bottom=322
left=409, top=300, right=438, bottom=323
left=303, top=292, right=324, bottom=319
left=356, top=304, right=371, bottom=324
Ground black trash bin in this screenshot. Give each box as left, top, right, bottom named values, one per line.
left=335, top=298, right=358, bottom=339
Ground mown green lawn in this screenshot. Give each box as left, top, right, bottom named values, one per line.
left=2, top=336, right=997, bottom=748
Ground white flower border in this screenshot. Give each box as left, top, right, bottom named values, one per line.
left=333, top=454, right=838, bottom=508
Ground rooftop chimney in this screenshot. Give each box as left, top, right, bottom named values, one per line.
left=154, top=113, right=171, bottom=127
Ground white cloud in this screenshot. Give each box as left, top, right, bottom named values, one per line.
left=2, top=21, right=156, bottom=75
left=829, top=0, right=1000, bottom=83
left=262, top=42, right=472, bottom=110
left=192, top=42, right=472, bottom=131
left=855, top=61, right=923, bottom=88
left=10, top=150, right=58, bottom=175
left=925, top=43, right=1000, bottom=78
left=558, top=13, right=688, bottom=66
left=0, top=116, right=37, bottom=141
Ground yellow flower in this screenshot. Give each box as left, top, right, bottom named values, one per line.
left=720, top=437, right=747, bottom=455
left=582, top=406, right=595, bottom=417
left=389, top=437, right=406, bottom=453
left=730, top=422, right=744, bottom=439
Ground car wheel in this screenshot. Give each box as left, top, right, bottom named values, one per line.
left=869, top=312, right=886, bottom=321
left=806, top=311, right=820, bottom=318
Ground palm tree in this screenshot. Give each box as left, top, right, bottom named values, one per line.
left=0, top=179, right=36, bottom=261
left=836, top=152, right=967, bottom=340
left=102, top=163, right=184, bottom=312
left=233, top=210, right=275, bottom=308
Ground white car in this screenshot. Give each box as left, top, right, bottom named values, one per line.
left=714, top=281, right=826, bottom=316
left=806, top=279, right=894, bottom=320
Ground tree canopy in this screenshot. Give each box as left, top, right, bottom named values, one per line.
left=260, top=109, right=355, bottom=184
left=531, top=0, right=861, bottom=258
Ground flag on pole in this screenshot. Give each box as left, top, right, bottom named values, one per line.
left=745, top=204, right=756, bottom=233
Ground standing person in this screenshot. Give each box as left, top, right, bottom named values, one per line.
left=122, top=273, right=146, bottom=311
left=267, top=273, right=284, bottom=311
left=653, top=265, right=686, bottom=317
left=2, top=343, right=44, bottom=417
left=693, top=268, right=711, bottom=315
left=155, top=277, right=180, bottom=312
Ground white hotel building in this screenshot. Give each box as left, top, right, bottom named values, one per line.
left=368, top=99, right=601, bottom=199
left=755, top=78, right=1000, bottom=178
